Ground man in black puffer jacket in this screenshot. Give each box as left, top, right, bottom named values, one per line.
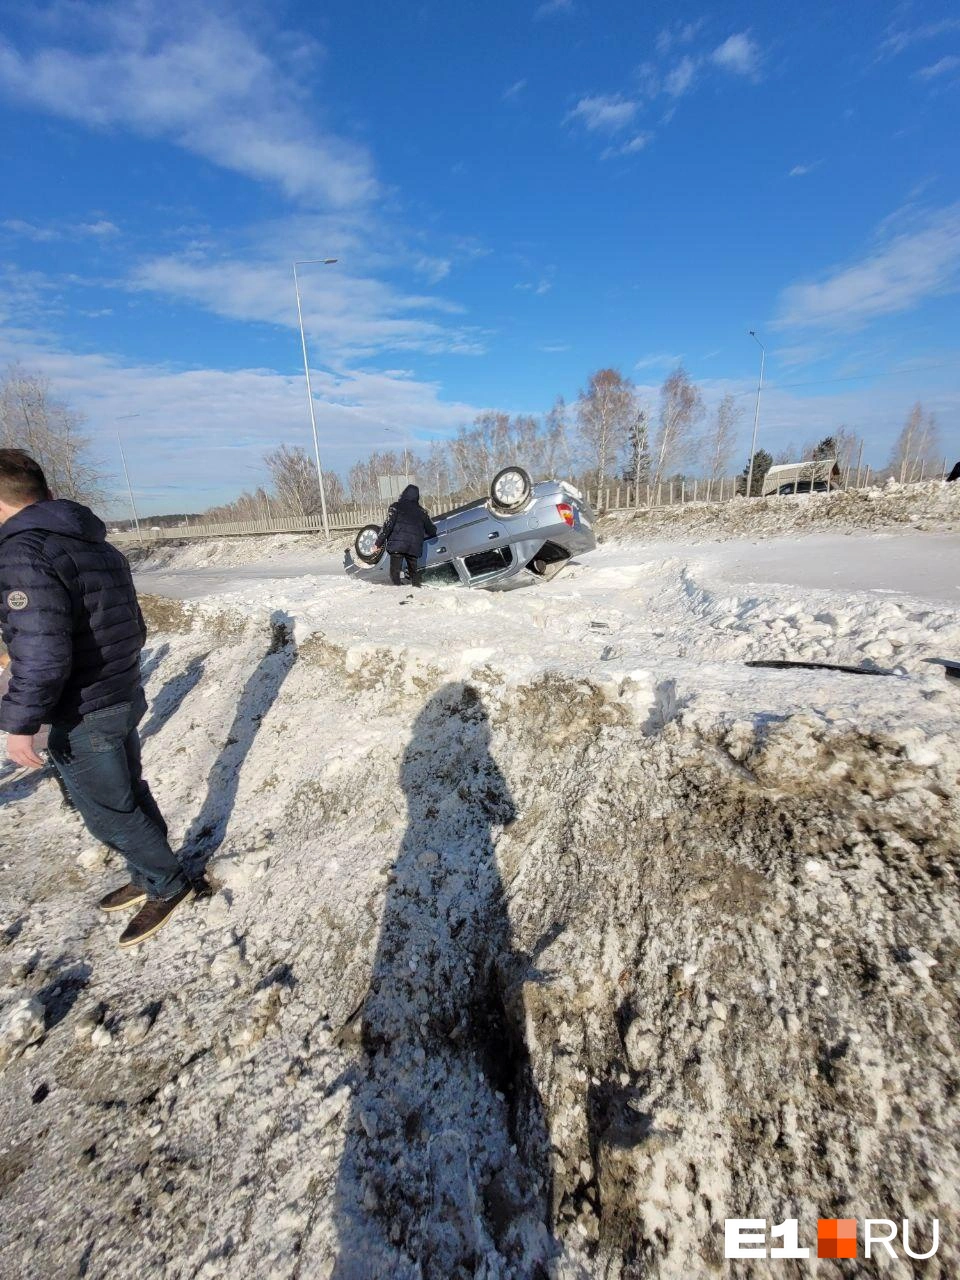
left=374, top=484, right=437, bottom=587
left=0, top=449, right=192, bottom=948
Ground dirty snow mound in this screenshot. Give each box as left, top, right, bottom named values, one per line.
left=1, top=599, right=958, bottom=1277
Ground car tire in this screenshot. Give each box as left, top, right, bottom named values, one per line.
left=489, top=466, right=532, bottom=512
left=354, top=524, right=383, bottom=564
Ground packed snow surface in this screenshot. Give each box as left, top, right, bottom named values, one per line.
left=1, top=485, right=959, bottom=1278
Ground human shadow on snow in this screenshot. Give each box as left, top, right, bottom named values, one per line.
left=182, top=612, right=296, bottom=874
left=332, top=683, right=554, bottom=1280
left=140, top=653, right=207, bottom=741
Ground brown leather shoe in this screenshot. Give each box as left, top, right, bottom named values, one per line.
left=118, top=884, right=193, bottom=948
left=99, top=883, right=147, bottom=913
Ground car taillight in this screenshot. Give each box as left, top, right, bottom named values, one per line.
left=557, top=503, right=575, bottom=527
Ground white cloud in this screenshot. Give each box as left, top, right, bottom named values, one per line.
left=535, top=0, right=573, bottom=17
left=655, top=21, right=704, bottom=56
left=635, top=62, right=661, bottom=100
left=577, top=30, right=763, bottom=153
left=515, top=279, right=552, bottom=295
left=635, top=352, right=684, bottom=370
left=127, top=251, right=483, bottom=359
left=788, top=161, right=821, bottom=177
left=1, top=219, right=60, bottom=242
left=879, top=19, right=960, bottom=58
left=0, top=6, right=377, bottom=208
left=567, top=94, right=637, bottom=133
left=502, top=78, right=527, bottom=101
left=1, top=217, right=120, bottom=241
left=602, top=131, right=654, bottom=159
left=414, top=255, right=452, bottom=284
left=772, top=343, right=829, bottom=368
left=710, top=33, right=761, bottom=77
left=917, top=55, right=960, bottom=80
left=620, top=132, right=654, bottom=153
left=776, top=204, right=960, bottom=331
left=79, top=220, right=120, bottom=237
left=539, top=342, right=570, bottom=353
left=0, top=330, right=487, bottom=513
left=664, top=56, right=699, bottom=98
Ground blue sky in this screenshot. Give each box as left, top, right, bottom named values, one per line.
left=1, top=0, right=958, bottom=514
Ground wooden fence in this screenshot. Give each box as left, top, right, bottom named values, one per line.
left=113, top=506, right=388, bottom=546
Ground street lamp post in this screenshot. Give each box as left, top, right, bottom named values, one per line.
left=116, top=413, right=142, bottom=544
left=293, top=257, right=338, bottom=538
left=383, top=425, right=411, bottom=479
left=746, top=330, right=765, bottom=499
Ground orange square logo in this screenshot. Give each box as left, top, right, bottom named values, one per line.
left=818, top=1219, right=857, bottom=1259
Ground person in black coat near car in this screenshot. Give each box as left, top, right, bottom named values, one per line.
left=0, top=449, right=194, bottom=949
left=374, top=484, right=437, bottom=587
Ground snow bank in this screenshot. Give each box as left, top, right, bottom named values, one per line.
left=1, top=526, right=958, bottom=1277
left=602, top=478, right=960, bottom=544
left=126, top=481, right=960, bottom=581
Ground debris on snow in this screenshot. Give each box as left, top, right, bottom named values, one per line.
left=0, top=996, right=45, bottom=1069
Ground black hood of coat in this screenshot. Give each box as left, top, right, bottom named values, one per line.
left=0, top=499, right=107, bottom=546
left=399, top=484, right=420, bottom=503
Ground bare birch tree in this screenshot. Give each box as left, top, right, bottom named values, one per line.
left=702, top=393, right=742, bottom=481
left=265, top=444, right=324, bottom=517
left=424, top=441, right=451, bottom=505
left=545, top=396, right=575, bottom=478
left=0, top=364, right=102, bottom=503
left=652, top=367, right=704, bottom=486
left=627, top=408, right=651, bottom=491
left=889, top=403, right=941, bottom=481
left=909, top=411, right=941, bottom=480
left=575, top=368, right=636, bottom=493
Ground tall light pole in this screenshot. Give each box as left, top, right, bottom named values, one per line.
left=746, top=330, right=765, bottom=499
left=116, top=413, right=142, bottom=543
left=293, top=257, right=338, bottom=538
left=383, top=425, right=411, bottom=479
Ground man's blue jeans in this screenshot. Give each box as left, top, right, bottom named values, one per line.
left=48, top=688, right=188, bottom=900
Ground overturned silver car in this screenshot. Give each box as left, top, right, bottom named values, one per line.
left=344, top=467, right=596, bottom=590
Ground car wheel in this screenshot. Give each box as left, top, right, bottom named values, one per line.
left=354, top=524, right=383, bottom=564
left=490, top=466, right=532, bottom=512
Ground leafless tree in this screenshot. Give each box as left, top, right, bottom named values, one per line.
left=909, top=411, right=942, bottom=480
left=0, top=364, right=102, bottom=504
left=652, top=367, right=704, bottom=486
left=545, top=396, right=575, bottom=478
left=204, top=489, right=272, bottom=523
left=889, top=403, right=942, bottom=481
left=444, top=411, right=571, bottom=498
left=702, top=393, right=742, bottom=481
left=626, top=408, right=651, bottom=490
left=348, top=450, right=418, bottom=507
left=264, top=444, right=325, bottom=517
left=575, top=368, right=637, bottom=493
left=423, top=441, right=452, bottom=506
left=830, top=425, right=859, bottom=473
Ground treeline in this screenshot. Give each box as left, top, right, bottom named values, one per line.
left=0, top=363, right=947, bottom=525
left=212, top=365, right=748, bottom=521
left=211, top=366, right=947, bottom=522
